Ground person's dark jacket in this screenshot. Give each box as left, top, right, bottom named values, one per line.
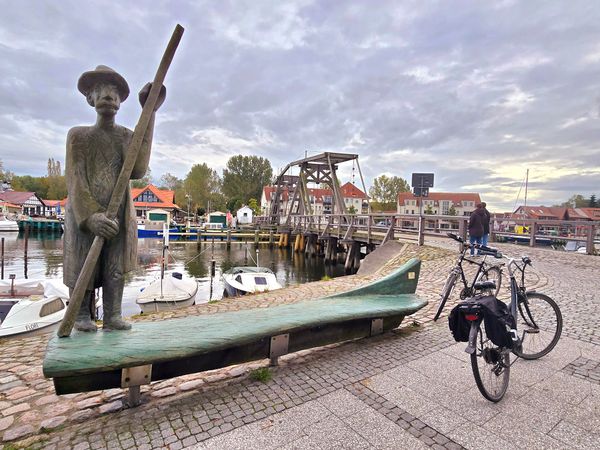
left=482, top=207, right=491, bottom=235
left=468, top=208, right=486, bottom=238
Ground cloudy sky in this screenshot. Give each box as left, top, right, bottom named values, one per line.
left=1, top=0, right=599, bottom=211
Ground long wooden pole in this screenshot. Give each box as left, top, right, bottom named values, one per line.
left=58, top=24, right=184, bottom=337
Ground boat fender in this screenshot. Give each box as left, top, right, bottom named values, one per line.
left=172, top=272, right=183, bottom=280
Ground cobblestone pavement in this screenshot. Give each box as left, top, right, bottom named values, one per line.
left=1, top=239, right=598, bottom=449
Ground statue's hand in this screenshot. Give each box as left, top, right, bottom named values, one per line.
left=86, top=213, right=120, bottom=239
left=138, top=82, right=166, bottom=111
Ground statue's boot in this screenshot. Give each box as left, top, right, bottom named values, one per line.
left=73, top=290, right=98, bottom=332
left=102, top=280, right=131, bottom=331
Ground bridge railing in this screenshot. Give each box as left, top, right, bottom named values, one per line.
left=256, top=213, right=598, bottom=254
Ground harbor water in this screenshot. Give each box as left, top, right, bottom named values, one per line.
left=0, top=232, right=347, bottom=317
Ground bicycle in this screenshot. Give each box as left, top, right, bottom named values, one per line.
left=456, top=244, right=563, bottom=402
left=433, top=232, right=503, bottom=321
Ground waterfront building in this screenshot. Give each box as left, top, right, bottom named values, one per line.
left=131, top=184, right=179, bottom=219
left=261, top=183, right=368, bottom=216
left=0, top=191, right=47, bottom=216
left=397, top=191, right=482, bottom=230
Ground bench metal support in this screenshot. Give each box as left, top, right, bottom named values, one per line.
left=121, top=364, right=152, bottom=407
left=370, top=318, right=383, bottom=336
left=269, top=334, right=289, bottom=366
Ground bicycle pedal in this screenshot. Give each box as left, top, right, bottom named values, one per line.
left=524, top=328, right=539, bottom=334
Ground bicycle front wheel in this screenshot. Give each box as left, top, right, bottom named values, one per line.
left=480, top=266, right=502, bottom=297
left=515, top=292, right=562, bottom=360
left=434, top=270, right=458, bottom=321
left=471, top=324, right=510, bottom=402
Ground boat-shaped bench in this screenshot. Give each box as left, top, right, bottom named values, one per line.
left=43, top=258, right=427, bottom=404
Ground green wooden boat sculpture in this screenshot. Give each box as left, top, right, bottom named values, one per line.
left=43, top=258, right=427, bottom=398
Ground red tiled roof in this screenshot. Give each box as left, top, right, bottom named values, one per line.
left=513, top=206, right=566, bottom=220
left=0, top=201, right=20, bottom=209
left=0, top=191, right=40, bottom=205
left=264, top=184, right=365, bottom=203
left=340, top=182, right=367, bottom=199
left=263, top=186, right=290, bottom=202
left=398, top=191, right=481, bottom=207
left=131, top=185, right=178, bottom=209
left=572, top=207, right=600, bottom=221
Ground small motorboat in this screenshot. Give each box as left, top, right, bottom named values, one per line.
left=222, top=266, right=282, bottom=297
left=0, top=277, right=69, bottom=338
left=136, top=224, right=198, bottom=313
left=0, top=216, right=19, bottom=232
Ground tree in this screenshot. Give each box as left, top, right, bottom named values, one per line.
left=424, top=204, right=434, bottom=215
left=247, top=198, right=260, bottom=215
left=0, top=159, right=14, bottom=183
left=368, top=175, right=410, bottom=210
left=158, top=172, right=182, bottom=191
left=222, top=155, right=273, bottom=205
left=447, top=205, right=458, bottom=216
left=47, top=158, right=62, bottom=177
left=348, top=205, right=357, bottom=214
left=181, top=163, right=223, bottom=214
left=558, top=194, right=586, bottom=208
left=589, top=194, right=597, bottom=208
left=130, top=167, right=153, bottom=188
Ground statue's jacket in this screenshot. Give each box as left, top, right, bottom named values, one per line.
left=63, top=125, right=149, bottom=289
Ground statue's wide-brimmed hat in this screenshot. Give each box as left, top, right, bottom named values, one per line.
left=77, top=65, right=130, bottom=101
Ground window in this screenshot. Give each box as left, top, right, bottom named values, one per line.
left=136, top=191, right=159, bottom=203
left=39, top=298, right=65, bottom=317
left=441, top=201, right=450, bottom=215
left=254, top=277, right=267, bottom=285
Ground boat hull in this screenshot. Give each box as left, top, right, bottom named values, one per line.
left=136, top=275, right=198, bottom=314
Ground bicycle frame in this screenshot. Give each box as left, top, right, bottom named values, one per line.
left=453, top=245, right=493, bottom=297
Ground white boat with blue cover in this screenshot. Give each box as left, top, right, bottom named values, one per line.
left=222, top=267, right=282, bottom=297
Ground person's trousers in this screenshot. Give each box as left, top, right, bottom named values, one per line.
left=469, top=235, right=482, bottom=255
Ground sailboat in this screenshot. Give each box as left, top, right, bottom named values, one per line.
left=136, top=224, right=198, bottom=313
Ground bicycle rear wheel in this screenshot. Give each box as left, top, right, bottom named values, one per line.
left=515, top=292, right=562, bottom=360
left=434, top=270, right=458, bottom=321
left=471, top=324, right=510, bottom=402
left=479, top=266, right=502, bottom=297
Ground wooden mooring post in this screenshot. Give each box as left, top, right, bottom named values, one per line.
left=1, top=237, right=4, bottom=280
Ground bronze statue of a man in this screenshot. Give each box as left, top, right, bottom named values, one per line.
left=64, top=65, right=165, bottom=332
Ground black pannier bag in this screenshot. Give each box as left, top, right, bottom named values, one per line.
left=448, top=296, right=516, bottom=348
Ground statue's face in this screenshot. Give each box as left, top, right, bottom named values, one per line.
left=88, top=83, right=121, bottom=116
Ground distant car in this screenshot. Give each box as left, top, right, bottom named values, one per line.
left=376, top=220, right=389, bottom=226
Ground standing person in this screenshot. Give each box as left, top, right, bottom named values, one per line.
left=64, top=65, right=166, bottom=332
left=481, top=201, right=491, bottom=246
left=468, top=203, right=486, bottom=256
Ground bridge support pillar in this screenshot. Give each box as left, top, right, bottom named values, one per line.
left=324, top=237, right=338, bottom=263
left=344, top=241, right=360, bottom=273
left=305, top=234, right=318, bottom=257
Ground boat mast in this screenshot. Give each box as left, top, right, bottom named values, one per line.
left=524, top=169, right=529, bottom=210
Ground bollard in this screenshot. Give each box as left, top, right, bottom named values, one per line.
left=1, top=237, right=4, bottom=280
left=227, top=229, right=231, bottom=249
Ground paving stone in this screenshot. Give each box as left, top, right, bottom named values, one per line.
left=99, top=400, right=123, bottom=414
left=151, top=387, right=177, bottom=398
left=2, top=402, right=30, bottom=416
left=0, top=415, right=15, bottom=431
left=39, top=415, right=67, bottom=431
left=3, top=424, right=35, bottom=442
